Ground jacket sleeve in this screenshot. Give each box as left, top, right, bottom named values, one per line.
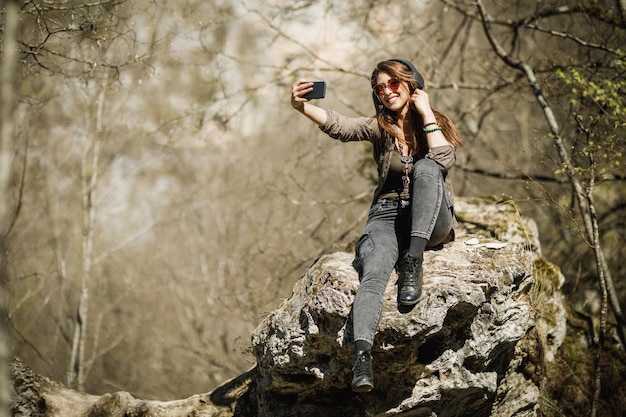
left=426, top=144, right=456, bottom=172
left=318, top=109, right=377, bottom=143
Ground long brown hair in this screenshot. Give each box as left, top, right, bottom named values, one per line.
left=370, top=60, right=462, bottom=156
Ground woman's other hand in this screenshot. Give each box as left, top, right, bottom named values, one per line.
left=411, top=89, right=449, bottom=147
left=410, top=88, right=434, bottom=119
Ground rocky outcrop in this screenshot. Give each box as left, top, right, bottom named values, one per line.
left=234, top=197, right=566, bottom=417
left=10, top=197, right=566, bottom=417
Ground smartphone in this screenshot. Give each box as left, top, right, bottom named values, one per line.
left=303, top=81, right=326, bottom=100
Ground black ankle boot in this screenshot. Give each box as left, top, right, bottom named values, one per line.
left=397, top=253, right=423, bottom=306
left=351, top=350, right=374, bottom=392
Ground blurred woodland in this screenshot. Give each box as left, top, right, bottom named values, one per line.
left=0, top=0, right=625, bottom=416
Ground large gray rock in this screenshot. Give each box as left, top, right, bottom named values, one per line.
left=243, top=196, right=566, bottom=417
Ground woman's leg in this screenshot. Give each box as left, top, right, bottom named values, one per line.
left=397, top=158, right=453, bottom=305
left=351, top=199, right=401, bottom=391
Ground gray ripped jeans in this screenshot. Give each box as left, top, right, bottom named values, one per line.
left=351, top=158, right=453, bottom=345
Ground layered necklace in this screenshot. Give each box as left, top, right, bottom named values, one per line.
left=395, top=134, right=414, bottom=195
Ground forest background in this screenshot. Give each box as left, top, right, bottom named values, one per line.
left=0, top=1, right=625, bottom=416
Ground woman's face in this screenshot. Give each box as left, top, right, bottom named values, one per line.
left=374, top=71, right=411, bottom=113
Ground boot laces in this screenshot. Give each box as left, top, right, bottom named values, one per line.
left=400, top=256, right=420, bottom=286
left=353, top=352, right=371, bottom=377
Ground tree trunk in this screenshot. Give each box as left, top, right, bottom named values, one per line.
left=67, top=81, right=107, bottom=391
left=0, top=2, right=19, bottom=416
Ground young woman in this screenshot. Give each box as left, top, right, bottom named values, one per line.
left=291, top=59, right=462, bottom=393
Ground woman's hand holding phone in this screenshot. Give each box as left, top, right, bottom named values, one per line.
left=291, top=79, right=329, bottom=126
left=292, top=80, right=326, bottom=110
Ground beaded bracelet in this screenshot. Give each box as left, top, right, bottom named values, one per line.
left=423, top=125, right=442, bottom=133
left=423, top=122, right=438, bottom=129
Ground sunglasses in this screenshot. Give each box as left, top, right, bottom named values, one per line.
left=373, top=78, right=402, bottom=96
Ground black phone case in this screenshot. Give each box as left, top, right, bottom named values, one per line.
left=304, top=81, right=326, bottom=99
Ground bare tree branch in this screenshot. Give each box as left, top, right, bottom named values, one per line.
left=474, top=0, right=626, bottom=415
